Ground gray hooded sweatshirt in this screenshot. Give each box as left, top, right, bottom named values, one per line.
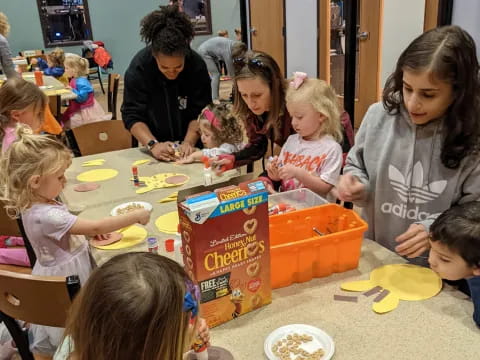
left=344, top=102, right=480, bottom=264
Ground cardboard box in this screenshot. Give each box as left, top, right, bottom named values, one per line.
left=178, top=175, right=271, bottom=328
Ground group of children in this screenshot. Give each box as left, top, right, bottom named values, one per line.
left=0, top=23, right=479, bottom=359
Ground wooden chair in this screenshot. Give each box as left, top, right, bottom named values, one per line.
left=47, top=95, right=62, bottom=121
left=0, top=271, right=80, bottom=360
left=18, top=50, right=46, bottom=66
left=107, top=73, right=121, bottom=120
left=71, top=120, right=132, bottom=156
left=0, top=202, right=36, bottom=267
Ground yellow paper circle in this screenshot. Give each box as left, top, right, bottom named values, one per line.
left=155, top=211, right=179, bottom=234
left=91, top=225, right=147, bottom=250
left=77, top=168, right=119, bottom=182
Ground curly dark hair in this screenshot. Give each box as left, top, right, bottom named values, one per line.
left=199, top=102, right=244, bottom=146
left=430, top=202, right=480, bottom=268
left=140, top=5, right=194, bottom=56
left=383, top=25, right=480, bottom=169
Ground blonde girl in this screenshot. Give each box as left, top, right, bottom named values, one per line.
left=62, top=54, right=111, bottom=128
left=0, top=127, right=150, bottom=355
left=178, top=102, right=245, bottom=164
left=0, top=77, right=47, bottom=153
left=265, top=73, right=343, bottom=197
left=54, top=252, right=210, bottom=360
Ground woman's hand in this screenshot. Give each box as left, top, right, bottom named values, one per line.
left=151, top=141, right=176, bottom=162
left=179, top=142, right=194, bottom=158
left=395, top=223, right=430, bottom=258
left=336, top=173, right=366, bottom=202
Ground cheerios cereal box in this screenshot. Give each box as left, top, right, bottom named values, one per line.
left=178, top=176, right=271, bottom=328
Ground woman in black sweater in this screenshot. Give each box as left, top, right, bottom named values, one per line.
left=122, top=5, right=211, bottom=161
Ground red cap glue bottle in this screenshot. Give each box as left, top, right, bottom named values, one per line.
left=201, top=156, right=212, bottom=186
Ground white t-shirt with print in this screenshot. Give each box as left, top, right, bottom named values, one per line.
left=278, top=134, right=343, bottom=191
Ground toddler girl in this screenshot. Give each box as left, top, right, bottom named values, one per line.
left=54, top=252, right=210, bottom=360
left=264, top=73, right=343, bottom=198
left=61, top=54, right=111, bottom=129
left=0, top=127, right=150, bottom=355
left=178, top=102, right=245, bottom=163
left=30, top=48, right=68, bottom=85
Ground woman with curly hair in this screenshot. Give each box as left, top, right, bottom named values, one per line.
left=122, top=5, right=211, bottom=161
left=177, top=102, right=245, bottom=164
left=0, top=12, right=16, bottom=79
left=337, top=26, right=480, bottom=265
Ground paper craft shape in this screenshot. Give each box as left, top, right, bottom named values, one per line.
left=134, top=173, right=190, bottom=194
left=165, top=174, right=189, bottom=185
left=90, top=232, right=123, bottom=247
left=132, top=159, right=151, bottom=166
left=82, top=159, right=106, bottom=167
left=73, top=183, right=100, bottom=192
left=340, top=264, right=442, bottom=314
left=77, top=169, right=118, bottom=182
left=158, top=192, right=179, bottom=203
left=90, top=225, right=147, bottom=250
left=155, top=211, right=179, bottom=234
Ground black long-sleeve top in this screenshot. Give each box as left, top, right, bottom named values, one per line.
left=121, top=46, right=212, bottom=142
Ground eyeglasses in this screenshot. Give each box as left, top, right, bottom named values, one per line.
left=233, top=57, right=269, bottom=75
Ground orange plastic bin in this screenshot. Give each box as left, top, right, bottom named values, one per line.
left=269, top=203, right=368, bottom=289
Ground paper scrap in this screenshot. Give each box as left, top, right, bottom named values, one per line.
left=81, top=159, right=106, bottom=167
left=373, top=289, right=390, bottom=303
left=363, top=286, right=383, bottom=297
left=77, top=169, right=118, bottom=182
left=132, top=159, right=151, bottom=166
left=158, top=192, right=179, bottom=203
left=155, top=211, right=179, bottom=234
left=333, top=294, right=358, bottom=303
left=90, top=225, right=147, bottom=250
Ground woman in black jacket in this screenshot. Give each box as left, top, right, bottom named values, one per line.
left=122, top=5, right=211, bottom=161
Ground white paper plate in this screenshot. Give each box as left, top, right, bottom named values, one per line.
left=110, top=201, right=152, bottom=216
left=264, top=324, right=335, bottom=360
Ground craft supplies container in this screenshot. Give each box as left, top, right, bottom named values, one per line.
left=268, top=188, right=328, bottom=212
left=269, top=203, right=367, bottom=289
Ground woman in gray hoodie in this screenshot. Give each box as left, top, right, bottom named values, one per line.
left=337, top=26, right=480, bottom=265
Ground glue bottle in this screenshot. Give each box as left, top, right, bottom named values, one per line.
left=165, top=236, right=183, bottom=265
left=201, top=156, right=213, bottom=186
left=147, top=237, right=159, bottom=254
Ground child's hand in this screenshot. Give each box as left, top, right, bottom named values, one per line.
left=131, top=209, right=151, bottom=225
left=278, top=164, right=298, bottom=181
left=176, top=154, right=195, bottom=164
left=30, top=58, right=38, bottom=65
left=266, top=157, right=281, bottom=181
left=196, top=318, right=210, bottom=346
left=337, top=173, right=366, bottom=202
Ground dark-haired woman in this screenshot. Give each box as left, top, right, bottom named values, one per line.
left=212, top=50, right=292, bottom=172
left=337, top=26, right=480, bottom=265
left=122, top=5, right=211, bottom=161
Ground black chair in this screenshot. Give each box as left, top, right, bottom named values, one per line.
left=0, top=272, right=80, bottom=360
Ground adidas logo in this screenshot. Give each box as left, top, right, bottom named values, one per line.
left=381, top=162, right=446, bottom=221
left=388, top=162, right=447, bottom=204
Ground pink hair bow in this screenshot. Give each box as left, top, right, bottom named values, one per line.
left=290, top=72, right=308, bottom=89
left=203, top=109, right=221, bottom=129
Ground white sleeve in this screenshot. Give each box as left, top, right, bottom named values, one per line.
left=202, top=143, right=238, bottom=157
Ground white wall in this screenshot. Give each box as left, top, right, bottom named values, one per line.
left=452, top=0, right=480, bottom=59
left=381, top=0, right=425, bottom=87
left=285, top=0, right=318, bottom=78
